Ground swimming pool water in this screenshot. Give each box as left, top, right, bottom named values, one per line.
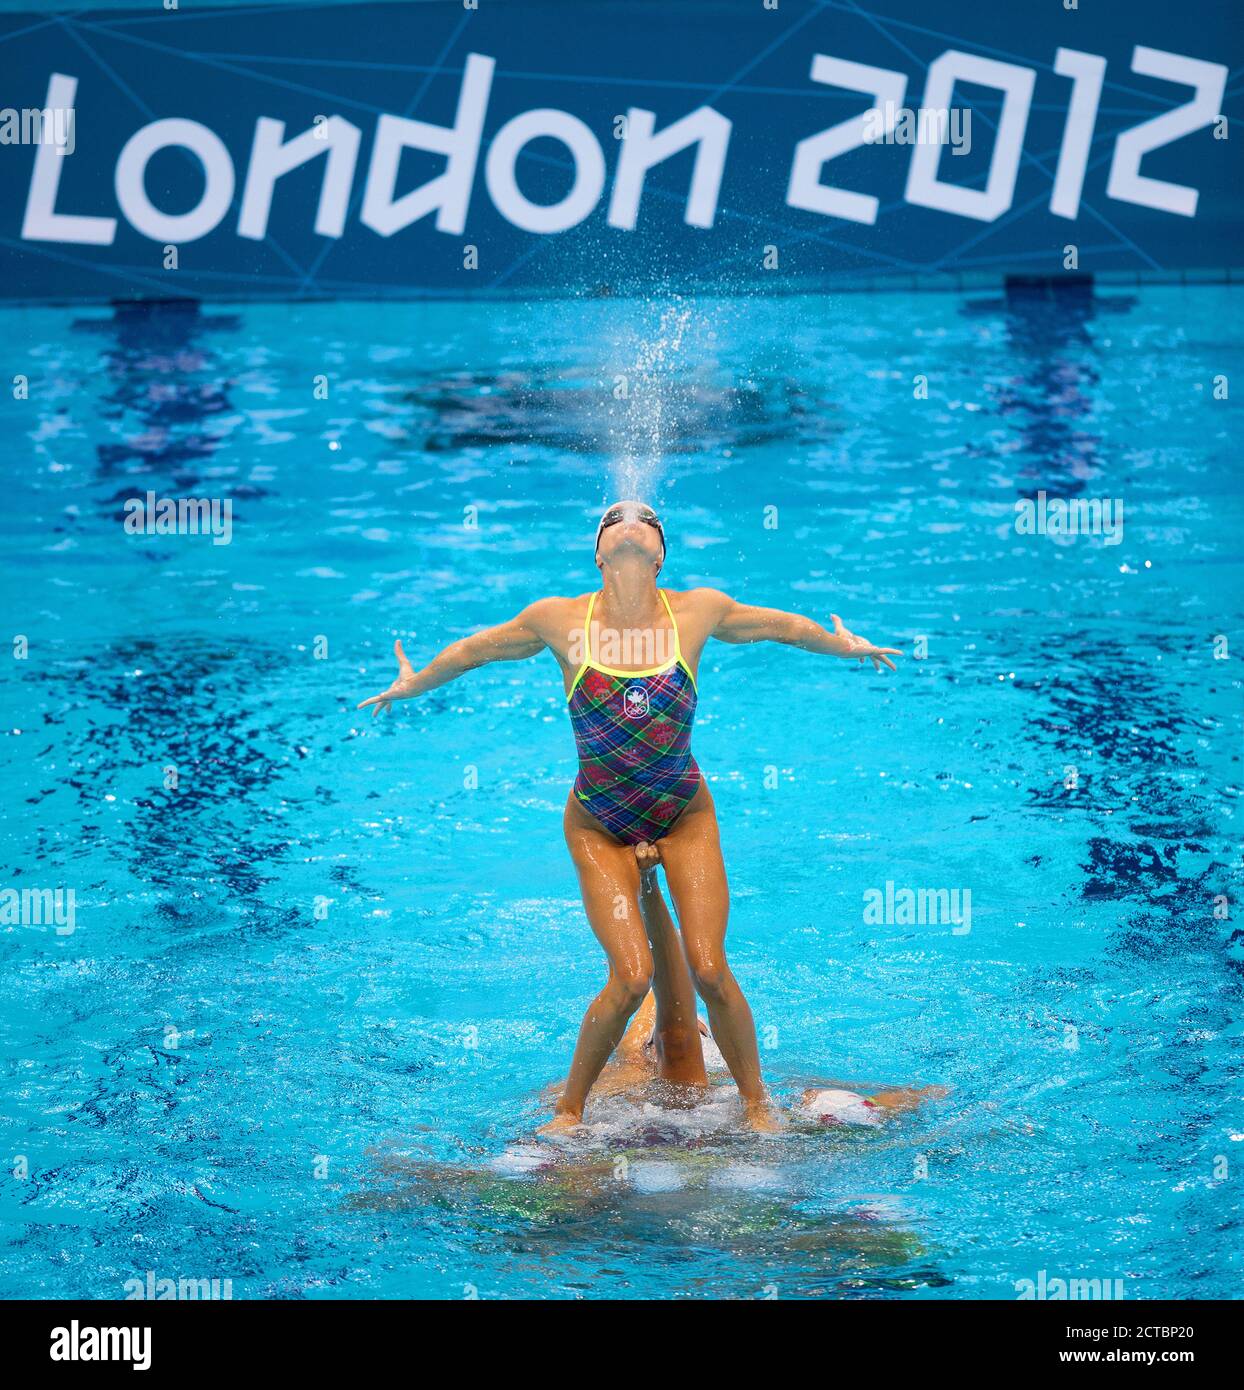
left=0, top=286, right=1240, bottom=1300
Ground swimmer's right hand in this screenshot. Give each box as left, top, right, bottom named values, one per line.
left=356, top=639, right=419, bottom=718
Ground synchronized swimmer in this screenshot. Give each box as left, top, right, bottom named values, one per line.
left=358, top=501, right=905, bottom=1133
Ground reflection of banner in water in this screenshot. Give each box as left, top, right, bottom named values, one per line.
left=1, top=0, right=1240, bottom=301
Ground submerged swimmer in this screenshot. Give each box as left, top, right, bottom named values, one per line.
left=353, top=1130, right=936, bottom=1291
left=357, top=501, right=902, bottom=1132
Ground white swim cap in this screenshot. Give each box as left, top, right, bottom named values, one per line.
left=800, top=1088, right=884, bottom=1128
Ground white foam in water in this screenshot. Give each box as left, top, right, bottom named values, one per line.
left=708, top=1163, right=787, bottom=1193
left=581, top=1086, right=742, bottom=1146
left=628, top=1160, right=685, bottom=1194
left=488, top=1143, right=554, bottom=1177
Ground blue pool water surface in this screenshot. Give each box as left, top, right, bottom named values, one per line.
left=0, top=286, right=1240, bottom=1300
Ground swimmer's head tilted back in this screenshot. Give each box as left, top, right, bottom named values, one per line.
left=595, top=500, right=666, bottom=574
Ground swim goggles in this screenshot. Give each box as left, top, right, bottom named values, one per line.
left=595, top=504, right=666, bottom=559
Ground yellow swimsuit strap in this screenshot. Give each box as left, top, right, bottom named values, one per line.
left=661, top=590, right=698, bottom=689
left=567, top=591, right=597, bottom=698
left=658, top=588, right=682, bottom=663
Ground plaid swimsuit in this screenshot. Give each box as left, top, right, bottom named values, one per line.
left=567, top=589, right=702, bottom=845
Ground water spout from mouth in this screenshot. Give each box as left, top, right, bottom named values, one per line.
left=607, top=299, right=694, bottom=504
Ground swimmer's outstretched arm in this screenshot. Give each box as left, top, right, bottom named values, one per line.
left=701, top=591, right=902, bottom=673
left=356, top=600, right=560, bottom=718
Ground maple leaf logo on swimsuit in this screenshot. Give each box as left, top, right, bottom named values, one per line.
left=646, top=719, right=674, bottom=748
left=623, top=684, right=650, bottom=719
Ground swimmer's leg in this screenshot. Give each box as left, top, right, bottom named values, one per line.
left=545, top=1001, right=652, bottom=1105
left=634, top=843, right=708, bottom=1086
left=656, top=783, right=776, bottom=1131
left=540, top=796, right=654, bottom=1134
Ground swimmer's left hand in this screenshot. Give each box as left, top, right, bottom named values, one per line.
left=356, top=638, right=418, bottom=718
left=830, top=615, right=902, bottom=673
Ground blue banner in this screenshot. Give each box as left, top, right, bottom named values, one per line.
left=1, top=0, right=1240, bottom=300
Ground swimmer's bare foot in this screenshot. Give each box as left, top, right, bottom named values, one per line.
left=869, top=1083, right=951, bottom=1114
left=744, top=1100, right=782, bottom=1134
left=634, top=840, right=661, bottom=883
left=536, top=1111, right=583, bottom=1138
